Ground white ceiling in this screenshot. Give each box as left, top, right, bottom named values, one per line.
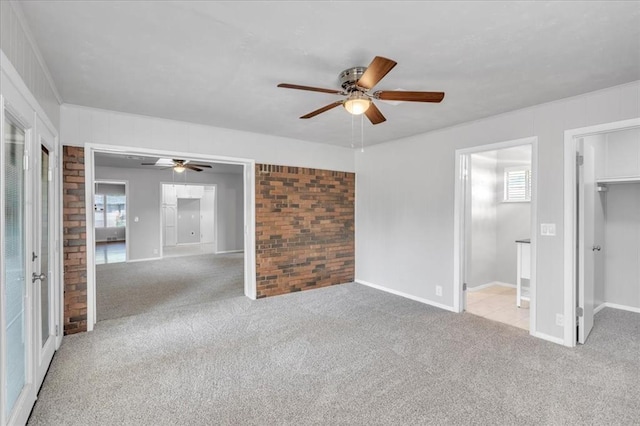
left=94, top=152, right=243, bottom=174
left=20, top=1, right=640, bottom=147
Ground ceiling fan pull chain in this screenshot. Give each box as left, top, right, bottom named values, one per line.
left=361, top=114, right=365, bottom=153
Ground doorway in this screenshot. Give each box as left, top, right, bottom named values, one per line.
left=454, top=137, right=538, bottom=334
left=563, top=118, right=640, bottom=346
left=161, top=183, right=216, bottom=258
left=94, top=181, right=127, bottom=265
left=85, top=146, right=256, bottom=331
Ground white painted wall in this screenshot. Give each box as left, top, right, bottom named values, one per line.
left=0, top=2, right=60, bottom=129
left=467, top=152, right=497, bottom=288
left=96, top=166, right=243, bottom=260
left=60, top=104, right=355, bottom=172
left=355, top=81, right=640, bottom=341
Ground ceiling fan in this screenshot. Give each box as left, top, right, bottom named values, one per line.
left=278, top=56, right=445, bottom=125
left=140, top=159, right=212, bottom=173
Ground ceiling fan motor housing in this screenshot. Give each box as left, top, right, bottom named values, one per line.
left=339, top=66, right=367, bottom=91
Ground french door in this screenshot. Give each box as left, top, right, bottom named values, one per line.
left=1, top=96, right=59, bottom=425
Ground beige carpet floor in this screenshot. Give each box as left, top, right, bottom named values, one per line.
left=28, top=282, right=640, bottom=425
left=96, top=252, right=244, bottom=321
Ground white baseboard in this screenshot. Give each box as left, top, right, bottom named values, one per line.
left=355, top=279, right=456, bottom=312
left=126, top=256, right=162, bottom=263
left=467, top=281, right=516, bottom=292
left=595, top=302, right=640, bottom=314
left=216, top=250, right=244, bottom=254
left=533, top=331, right=565, bottom=346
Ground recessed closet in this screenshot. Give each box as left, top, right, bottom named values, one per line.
left=579, top=127, right=640, bottom=342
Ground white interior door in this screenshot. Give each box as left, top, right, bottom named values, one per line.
left=578, top=139, right=597, bottom=344
left=34, top=140, right=56, bottom=389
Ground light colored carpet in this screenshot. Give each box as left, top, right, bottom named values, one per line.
left=29, top=284, right=639, bottom=425
left=96, top=253, right=244, bottom=321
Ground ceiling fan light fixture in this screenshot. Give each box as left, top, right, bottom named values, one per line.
left=343, top=93, right=371, bottom=115
left=174, top=165, right=186, bottom=173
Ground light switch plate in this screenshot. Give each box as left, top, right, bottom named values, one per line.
left=541, top=223, right=556, bottom=236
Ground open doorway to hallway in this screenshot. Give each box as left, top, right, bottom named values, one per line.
left=455, top=138, right=537, bottom=333
left=91, top=152, right=246, bottom=323
left=94, top=181, right=127, bottom=265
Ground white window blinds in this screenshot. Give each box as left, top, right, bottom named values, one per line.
left=504, top=167, right=531, bottom=202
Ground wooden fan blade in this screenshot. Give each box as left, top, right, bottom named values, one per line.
left=278, top=83, right=343, bottom=95
left=357, top=56, right=397, bottom=90
left=185, top=165, right=203, bottom=172
left=300, top=101, right=344, bottom=119
left=364, top=102, right=386, bottom=125
left=188, top=164, right=212, bottom=168
left=375, top=91, right=445, bottom=103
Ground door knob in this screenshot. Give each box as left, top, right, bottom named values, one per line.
left=592, top=245, right=601, bottom=251
left=32, top=272, right=46, bottom=283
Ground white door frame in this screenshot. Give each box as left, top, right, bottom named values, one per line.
left=84, top=144, right=256, bottom=331
left=453, top=136, right=539, bottom=335
left=562, top=118, right=640, bottom=347
left=94, top=180, right=129, bottom=263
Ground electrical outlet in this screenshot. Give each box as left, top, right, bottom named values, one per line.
left=153, top=248, right=158, bottom=255
left=556, top=314, right=564, bottom=327
left=435, top=286, right=443, bottom=297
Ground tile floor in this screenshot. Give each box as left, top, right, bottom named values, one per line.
left=95, top=241, right=126, bottom=265
left=466, top=284, right=530, bottom=330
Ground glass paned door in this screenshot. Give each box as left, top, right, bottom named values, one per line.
left=3, top=116, right=27, bottom=419
left=34, top=142, right=56, bottom=389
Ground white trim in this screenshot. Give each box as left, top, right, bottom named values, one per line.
left=126, top=256, right=162, bottom=263
left=467, top=281, right=516, bottom=292
left=533, top=331, right=565, bottom=346
left=356, top=280, right=457, bottom=312
left=0, top=50, right=58, bottom=136
left=8, top=1, right=63, bottom=105
left=563, top=118, right=640, bottom=347
left=595, top=302, right=640, bottom=315
left=594, top=303, right=607, bottom=315
left=453, top=136, right=538, bottom=336
left=84, top=144, right=257, bottom=329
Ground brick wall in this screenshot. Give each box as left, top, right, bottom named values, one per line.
left=255, top=164, right=355, bottom=298
left=62, top=146, right=87, bottom=334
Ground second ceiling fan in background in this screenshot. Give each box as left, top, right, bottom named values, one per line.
left=278, top=56, right=445, bottom=125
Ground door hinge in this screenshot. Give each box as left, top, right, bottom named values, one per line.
left=462, top=282, right=467, bottom=291
left=577, top=155, right=584, bottom=166
left=23, top=154, right=29, bottom=171
left=48, top=169, right=53, bottom=181
left=577, top=307, right=584, bottom=317
left=55, top=325, right=59, bottom=336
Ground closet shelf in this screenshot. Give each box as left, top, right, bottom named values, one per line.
left=596, top=176, right=640, bottom=185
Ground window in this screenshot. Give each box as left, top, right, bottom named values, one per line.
left=94, top=194, right=126, bottom=228
left=503, top=167, right=531, bottom=202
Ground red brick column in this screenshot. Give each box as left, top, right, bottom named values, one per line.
left=62, top=146, right=87, bottom=334
left=255, top=164, right=355, bottom=298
